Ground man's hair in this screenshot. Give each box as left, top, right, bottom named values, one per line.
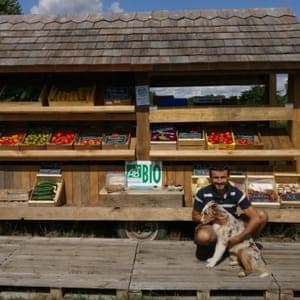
left=209, top=164, right=230, bottom=177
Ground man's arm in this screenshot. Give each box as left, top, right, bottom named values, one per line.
left=228, top=205, right=261, bottom=248
left=192, top=207, right=202, bottom=223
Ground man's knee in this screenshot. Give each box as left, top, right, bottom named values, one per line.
left=194, top=225, right=216, bottom=245
left=258, top=209, right=268, bottom=225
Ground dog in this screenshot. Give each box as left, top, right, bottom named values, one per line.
left=200, top=201, right=269, bottom=277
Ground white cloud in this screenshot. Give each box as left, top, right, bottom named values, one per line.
left=30, top=0, right=103, bottom=14
left=151, top=86, right=252, bottom=99
left=110, top=2, right=123, bottom=13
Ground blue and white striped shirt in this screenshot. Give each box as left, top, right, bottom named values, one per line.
left=194, top=183, right=251, bottom=216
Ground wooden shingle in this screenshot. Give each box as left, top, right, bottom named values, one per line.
left=0, top=8, right=299, bottom=71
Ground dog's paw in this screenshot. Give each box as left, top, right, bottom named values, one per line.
left=229, top=260, right=239, bottom=266
left=259, top=272, right=269, bottom=278
left=238, top=270, right=246, bottom=277
left=206, top=259, right=217, bottom=268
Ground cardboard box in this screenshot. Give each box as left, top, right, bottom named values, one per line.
left=28, top=174, right=65, bottom=206
left=275, top=173, right=300, bottom=207
left=104, top=86, right=132, bottom=105
left=19, top=128, right=51, bottom=150
left=229, top=175, right=246, bottom=192
left=151, top=126, right=177, bottom=150
left=234, top=129, right=264, bottom=149
left=0, top=130, right=26, bottom=150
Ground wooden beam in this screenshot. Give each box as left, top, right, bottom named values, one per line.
left=150, top=149, right=300, bottom=161
left=149, top=107, right=293, bottom=123
left=0, top=206, right=298, bottom=223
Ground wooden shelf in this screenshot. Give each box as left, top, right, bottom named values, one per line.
left=0, top=138, right=136, bottom=161
left=149, top=106, right=293, bottom=123
left=0, top=105, right=136, bottom=121
left=0, top=204, right=298, bottom=223
left=150, top=148, right=300, bottom=161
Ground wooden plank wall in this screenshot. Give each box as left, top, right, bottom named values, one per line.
left=0, top=164, right=194, bottom=207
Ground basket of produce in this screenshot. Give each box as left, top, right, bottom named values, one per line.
left=102, top=132, right=130, bottom=149
left=233, top=128, right=264, bottom=149
left=275, top=173, right=300, bottom=207
left=246, top=175, right=279, bottom=207
left=150, top=126, right=177, bottom=150
left=177, top=126, right=205, bottom=150
left=0, top=130, right=26, bottom=150
left=28, top=174, right=64, bottom=206
left=47, top=129, right=76, bottom=150
left=104, top=86, right=132, bottom=105
left=0, top=84, right=47, bottom=106
left=47, top=84, right=95, bottom=106
left=20, top=127, right=52, bottom=150
left=74, top=130, right=102, bottom=150
left=206, top=128, right=235, bottom=150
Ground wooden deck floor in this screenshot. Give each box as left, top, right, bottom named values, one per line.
left=0, top=236, right=299, bottom=299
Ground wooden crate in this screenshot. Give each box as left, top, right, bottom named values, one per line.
left=205, top=128, right=235, bottom=150
left=19, top=129, right=51, bottom=150
left=0, top=84, right=47, bottom=106
left=177, top=129, right=205, bottom=150
left=28, top=174, right=65, bottom=207
left=102, top=134, right=130, bottom=149
left=229, top=175, right=246, bottom=192
left=46, top=130, right=76, bottom=150
left=234, top=130, right=264, bottom=149
left=48, top=85, right=95, bottom=106
left=275, top=173, right=300, bottom=207
left=74, top=132, right=102, bottom=150
left=0, top=130, right=26, bottom=150
left=0, top=189, right=31, bottom=202
left=246, top=175, right=280, bottom=207
left=104, top=86, right=132, bottom=106
left=151, top=140, right=176, bottom=150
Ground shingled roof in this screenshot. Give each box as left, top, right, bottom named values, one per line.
left=0, top=7, right=299, bottom=72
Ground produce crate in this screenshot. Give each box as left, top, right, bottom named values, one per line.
left=0, top=189, right=31, bottom=202
left=191, top=175, right=210, bottom=200
left=229, top=175, right=246, bottom=192
left=104, top=86, right=132, bottom=105
left=102, top=133, right=130, bottom=149
left=19, top=127, right=52, bottom=150
left=151, top=126, right=177, bottom=150
left=205, top=128, right=235, bottom=150
left=47, top=130, right=76, bottom=150
left=0, top=130, right=26, bottom=150
left=48, top=84, right=96, bottom=106
left=274, top=173, right=300, bottom=207
left=0, top=84, right=47, bottom=106
left=233, top=128, right=264, bottom=149
left=74, top=131, right=102, bottom=150
left=177, top=127, right=205, bottom=150
left=28, top=174, right=65, bottom=207
left=246, top=175, right=280, bottom=207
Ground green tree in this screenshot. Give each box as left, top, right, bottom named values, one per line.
left=238, top=85, right=266, bottom=105
left=0, top=0, right=22, bottom=14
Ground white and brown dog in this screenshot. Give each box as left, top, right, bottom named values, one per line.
left=200, top=201, right=269, bottom=277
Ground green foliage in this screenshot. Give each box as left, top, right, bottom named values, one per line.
left=0, top=0, right=22, bottom=14
left=238, top=85, right=266, bottom=105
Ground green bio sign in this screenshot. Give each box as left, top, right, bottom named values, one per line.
left=126, top=161, right=162, bottom=188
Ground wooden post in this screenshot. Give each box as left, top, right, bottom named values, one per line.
left=289, top=73, right=300, bottom=172
left=135, top=73, right=150, bottom=160
left=268, top=73, right=277, bottom=128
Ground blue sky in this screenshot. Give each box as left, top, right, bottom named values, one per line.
left=19, top=0, right=300, bottom=18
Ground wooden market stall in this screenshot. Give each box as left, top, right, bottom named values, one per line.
left=0, top=8, right=300, bottom=237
